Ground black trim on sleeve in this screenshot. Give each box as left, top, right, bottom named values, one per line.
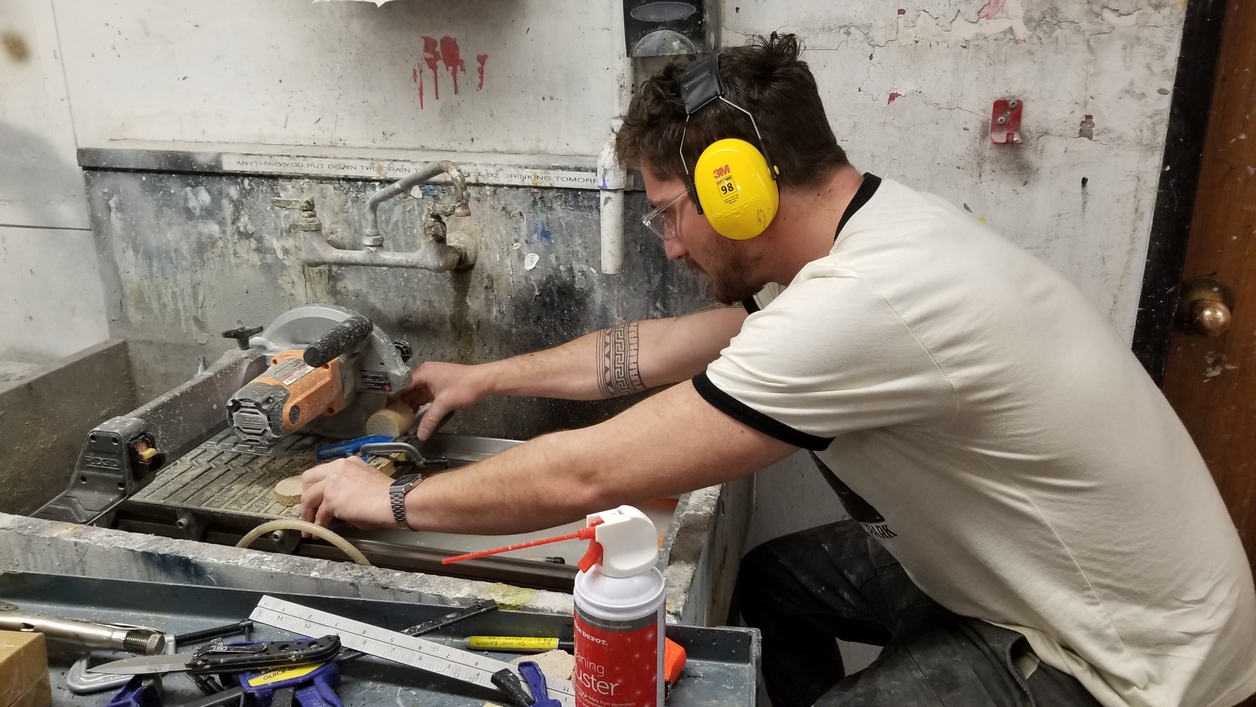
left=742, top=297, right=760, bottom=314
left=835, top=173, right=882, bottom=241
left=692, top=372, right=833, bottom=451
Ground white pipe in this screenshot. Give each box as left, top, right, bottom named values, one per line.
left=601, top=0, right=633, bottom=275
left=599, top=134, right=627, bottom=275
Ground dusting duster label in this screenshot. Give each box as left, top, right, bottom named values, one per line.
left=574, top=606, right=660, bottom=707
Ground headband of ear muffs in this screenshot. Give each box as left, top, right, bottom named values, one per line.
left=678, top=55, right=780, bottom=240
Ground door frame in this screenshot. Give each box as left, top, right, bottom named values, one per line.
left=1132, top=0, right=1230, bottom=382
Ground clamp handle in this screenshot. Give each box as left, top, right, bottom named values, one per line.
left=358, top=442, right=448, bottom=470
left=222, top=325, right=264, bottom=351
left=490, top=668, right=535, bottom=707
left=518, top=661, right=561, bottom=707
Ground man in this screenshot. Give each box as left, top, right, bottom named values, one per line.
left=301, top=33, right=1256, bottom=707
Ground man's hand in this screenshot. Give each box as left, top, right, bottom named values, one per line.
left=300, top=457, right=397, bottom=531
left=398, top=362, right=490, bottom=440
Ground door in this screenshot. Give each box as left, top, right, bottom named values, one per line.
left=1159, top=0, right=1256, bottom=660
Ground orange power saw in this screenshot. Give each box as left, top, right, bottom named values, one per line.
left=225, top=305, right=411, bottom=446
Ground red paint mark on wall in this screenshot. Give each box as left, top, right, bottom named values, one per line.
left=440, top=36, right=466, bottom=93
left=978, top=0, right=1004, bottom=20
left=422, top=36, right=441, bottom=100
left=413, top=65, right=424, bottom=109
left=888, top=91, right=903, bottom=104
left=413, top=37, right=487, bottom=108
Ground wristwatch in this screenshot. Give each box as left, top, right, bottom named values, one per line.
left=389, top=473, right=424, bottom=529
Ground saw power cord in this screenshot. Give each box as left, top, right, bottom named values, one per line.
left=236, top=519, right=372, bottom=566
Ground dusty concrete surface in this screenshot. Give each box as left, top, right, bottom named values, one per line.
left=663, top=478, right=753, bottom=626
left=0, top=512, right=576, bottom=614
left=0, top=340, right=136, bottom=515
left=0, top=479, right=748, bottom=624
left=0, top=360, right=41, bottom=385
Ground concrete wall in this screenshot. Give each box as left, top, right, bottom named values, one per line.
left=40, top=0, right=1184, bottom=343
left=0, top=0, right=108, bottom=363
left=724, top=1, right=1182, bottom=340
left=54, top=0, right=621, bottom=156
left=0, top=339, right=135, bottom=514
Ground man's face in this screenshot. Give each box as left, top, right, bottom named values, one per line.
left=640, top=166, right=763, bottom=305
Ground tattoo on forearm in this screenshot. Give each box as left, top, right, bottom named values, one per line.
left=596, top=322, right=647, bottom=398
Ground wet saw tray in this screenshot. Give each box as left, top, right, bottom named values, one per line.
left=0, top=572, right=759, bottom=706
left=129, top=429, right=326, bottom=520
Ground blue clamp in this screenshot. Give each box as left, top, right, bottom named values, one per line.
left=518, top=661, right=561, bottom=707
left=314, top=435, right=394, bottom=461
left=238, top=661, right=342, bottom=707
left=104, top=675, right=162, bottom=707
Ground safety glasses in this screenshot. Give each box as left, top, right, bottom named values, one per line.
left=641, top=189, right=690, bottom=241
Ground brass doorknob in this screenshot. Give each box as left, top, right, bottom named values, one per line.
left=1176, top=277, right=1235, bottom=337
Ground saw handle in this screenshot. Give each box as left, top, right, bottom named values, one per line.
left=303, top=316, right=373, bottom=368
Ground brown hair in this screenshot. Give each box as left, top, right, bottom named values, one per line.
left=616, top=32, right=849, bottom=189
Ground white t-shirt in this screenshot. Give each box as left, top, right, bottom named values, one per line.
left=699, top=176, right=1256, bottom=707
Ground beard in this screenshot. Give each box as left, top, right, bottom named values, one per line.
left=684, top=240, right=762, bottom=305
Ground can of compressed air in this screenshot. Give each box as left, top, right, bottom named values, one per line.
left=572, top=506, right=665, bottom=707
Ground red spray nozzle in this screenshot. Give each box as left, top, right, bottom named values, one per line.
left=442, top=520, right=602, bottom=565
left=577, top=540, right=603, bottom=573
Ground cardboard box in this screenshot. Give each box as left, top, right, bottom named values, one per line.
left=0, top=631, right=51, bottom=707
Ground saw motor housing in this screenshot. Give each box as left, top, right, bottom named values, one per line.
left=227, top=350, right=350, bottom=445
left=225, top=306, right=411, bottom=446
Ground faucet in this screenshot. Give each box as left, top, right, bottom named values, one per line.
left=272, top=161, right=476, bottom=271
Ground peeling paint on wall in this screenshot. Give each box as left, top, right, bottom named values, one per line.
left=87, top=171, right=712, bottom=439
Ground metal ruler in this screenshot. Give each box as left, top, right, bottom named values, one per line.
left=250, top=595, right=576, bottom=706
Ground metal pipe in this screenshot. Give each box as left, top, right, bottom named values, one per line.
left=363, top=161, right=469, bottom=247
left=300, top=228, right=474, bottom=270
left=0, top=614, right=166, bottom=654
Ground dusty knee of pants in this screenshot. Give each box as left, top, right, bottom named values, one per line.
left=735, top=542, right=779, bottom=611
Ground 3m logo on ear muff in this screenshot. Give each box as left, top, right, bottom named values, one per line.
left=693, top=139, right=779, bottom=240
left=677, top=54, right=781, bottom=241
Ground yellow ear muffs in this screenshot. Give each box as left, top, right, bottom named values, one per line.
left=693, top=138, right=780, bottom=240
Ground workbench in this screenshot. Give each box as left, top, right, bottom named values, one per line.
left=0, top=572, right=758, bottom=706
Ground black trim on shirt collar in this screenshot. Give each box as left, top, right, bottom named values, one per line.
left=835, top=173, right=881, bottom=241
left=692, top=373, right=833, bottom=451
left=742, top=297, right=760, bottom=314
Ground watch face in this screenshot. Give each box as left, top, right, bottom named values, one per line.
left=391, top=473, right=422, bottom=490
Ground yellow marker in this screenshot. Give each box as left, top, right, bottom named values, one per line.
left=467, top=636, right=571, bottom=652
left=139, top=447, right=159, bottom=461
left=246, top=663, right=322, bottom=686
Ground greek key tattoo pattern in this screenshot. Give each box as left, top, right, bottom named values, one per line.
left=596, top=322, right=646, bottom=398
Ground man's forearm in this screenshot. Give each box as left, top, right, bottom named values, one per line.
left=478, top=323, right=644, bottom=401
left=474, top=305, right=738, bottom=401
left=477, top=306, right=746, bottom=402
left=404, top=380, right=792, bottom=535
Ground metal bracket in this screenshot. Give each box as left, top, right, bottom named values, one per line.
left=33, top=418, right=163, bottom=525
